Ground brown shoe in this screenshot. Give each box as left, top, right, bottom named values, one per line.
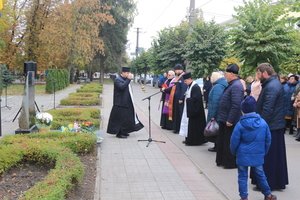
left=264, top=194, right=277, bottom=200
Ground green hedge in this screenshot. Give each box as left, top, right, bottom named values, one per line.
left=0, top=132, right=97, bottom=200
left=76, top=82, right=103, bottom=93
left=48, top=108, right=100, bottom=130
left=46, top=69, right=70, bottom=94
left=60, top=92, right=100, bottom=106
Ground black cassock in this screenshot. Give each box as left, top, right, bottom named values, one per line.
left=179, top=82, right=207, bottom=145
left=107, top=75, right=143, bottom=135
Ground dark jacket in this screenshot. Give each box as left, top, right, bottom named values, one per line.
left=174, top=76, right=188, bottom=101
left=203, top=78, right=212, bottom=102
left=256, top=76, right=285, bottom=130
left=207, top=77, right=228, bottom=122
left=217, top=78, right=244, bottom=125
left=230, top=112, right=271, bottom=166
left=283, top=81, right=298, bottom=117
left=113, top=75, right=132, bottom=107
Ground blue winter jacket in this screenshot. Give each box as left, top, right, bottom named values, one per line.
left=207, top=78, right=228, bottom=122
left=230, top=113, right=271, bottom=167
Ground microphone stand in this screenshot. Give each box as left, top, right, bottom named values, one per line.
left=138, top=90, right=166, bottom=147
left=1, top=86, right=11, bottom=109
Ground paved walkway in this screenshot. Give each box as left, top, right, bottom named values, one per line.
left=97, top=83, right=300, bottom=200
left=97, top=83, right=228, bottom=200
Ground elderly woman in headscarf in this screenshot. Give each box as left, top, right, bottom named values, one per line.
left=206, top=71, right=228, bottom=152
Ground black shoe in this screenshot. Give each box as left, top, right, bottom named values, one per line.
left=116, top=134, right=127, bottom=139
left=123, top=133, right=129, bottom=136
left=208, top=147, right=216, bottom=152
left=296, top=137, right=300, bottom=141
left=182, top=141, right=186, bottom=144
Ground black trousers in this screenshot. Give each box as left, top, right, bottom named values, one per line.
left=216, top=122, right=236, bottom=168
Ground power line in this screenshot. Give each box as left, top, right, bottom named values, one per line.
left=199, top=0, right=214, bottom=8
left=145, top=0, right=175, bottom=32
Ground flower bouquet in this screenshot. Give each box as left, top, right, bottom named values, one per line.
left=81, top=121, right=95, bottom=133
left=35, top=112, right=53, bottom=131
left=60, top=121, right=95, bottom=133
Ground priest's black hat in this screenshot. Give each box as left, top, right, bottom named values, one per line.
left=121, top=67, right=130, bottom=72
left=226, top=64, right=239, bottom=74
left=182, top=72, right=192, bottom=80
left=174, top=64, right=183, bottom=70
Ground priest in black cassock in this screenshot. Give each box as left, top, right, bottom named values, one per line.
left=107, top=67, right=144, bottom=138
left=179, top=72, right=207, bottom=145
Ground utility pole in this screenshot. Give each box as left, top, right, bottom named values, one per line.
left=189, top=0, right=196, bottom=27
left=135, top=27, right=140, bottom=58
left=186, top=0, right=196, bottom=72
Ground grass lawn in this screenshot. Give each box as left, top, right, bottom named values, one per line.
left=6, top=84, right=46, bottom=95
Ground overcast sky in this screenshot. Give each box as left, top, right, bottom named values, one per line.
left=126, top=0, right=245, bottom=56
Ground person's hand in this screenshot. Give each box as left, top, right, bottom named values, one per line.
left=127, top=73, right=134, bottom=80
left=226, top=121, right=233, bottom=127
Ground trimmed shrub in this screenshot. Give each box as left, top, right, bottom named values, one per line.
left=76, top=82, right=103, bottom=93
left=60, top=92, right=100, bottom=106
left=48, top=108, right=100, bottom=130
left=0, top=132, right=96, bottom=200
left=46, top=69, right=70, bottom=94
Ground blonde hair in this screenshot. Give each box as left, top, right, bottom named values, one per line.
left=210, top=71, right=224, bottom=84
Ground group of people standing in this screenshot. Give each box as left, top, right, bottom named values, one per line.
left=160, top=64, right=207, bottom=145
left=159, top=63, right=289, bottom=200
left=106, top=63, right=291, bottom=200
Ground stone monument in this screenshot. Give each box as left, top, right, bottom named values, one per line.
left=15, top=61, right=37, bottom=134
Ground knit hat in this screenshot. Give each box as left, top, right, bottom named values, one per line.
left=226, top=64, right=239, bottom=75
left=241, top=96, right=256, bottom=113
left=121, top=67, right=130, bottom=72
left=174, top=64, right=183, bottom=70
left=182, top=72, right=192, bottom=80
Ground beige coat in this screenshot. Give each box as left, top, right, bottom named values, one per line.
left=293, top=93, right=300, bottom=128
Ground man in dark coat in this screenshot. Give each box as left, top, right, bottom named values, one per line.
left=203, top=76, right=212, bottom=109
left=179, top=72, right=207, bottom=145
left=172, top=64, right=188, bottom=133
left=107, top=67, right=144, bottom=138
left=216, top=64, right=244, bottom=169
left=252, top=63, right=288, bottom=190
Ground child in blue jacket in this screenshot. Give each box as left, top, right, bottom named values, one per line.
left=230, top=96, right=277, bottom=200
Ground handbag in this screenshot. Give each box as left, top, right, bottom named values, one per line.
left=204, top=119, right=219, bottom=137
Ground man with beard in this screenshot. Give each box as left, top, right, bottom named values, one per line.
left=170, top=64, right=187, bottom=133
left=179, top=72, right=207, bottom=145
left=107, top=67, right=144, bottom=138
left=252, top=63, right=288, bottom=191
